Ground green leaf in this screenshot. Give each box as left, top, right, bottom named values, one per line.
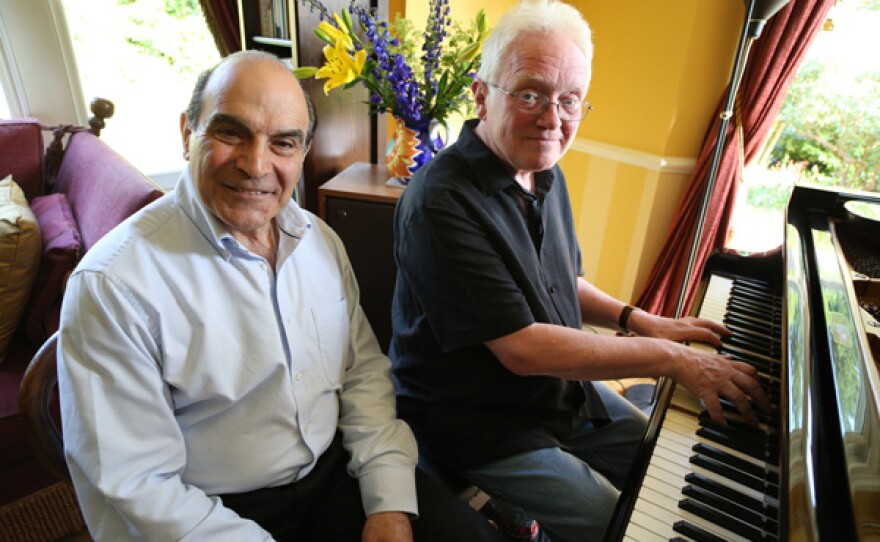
left=292, top=66, right=319, bottom=79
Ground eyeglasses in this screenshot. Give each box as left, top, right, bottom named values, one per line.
left=488, top=83, right=593, bottom=122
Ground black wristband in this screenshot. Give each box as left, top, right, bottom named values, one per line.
left=618, top=305, right=638, bottom=334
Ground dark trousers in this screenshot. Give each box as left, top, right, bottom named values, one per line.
left=219, top=435, right=505, bottom=542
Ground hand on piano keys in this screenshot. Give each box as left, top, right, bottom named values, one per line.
left=625, top=293, right=774, bottom=426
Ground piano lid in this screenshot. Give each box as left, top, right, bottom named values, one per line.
left=786, top=185, right=880, bottom=541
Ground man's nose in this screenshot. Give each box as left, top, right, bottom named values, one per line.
left=537, top=102, right=563, bottom=129
left=238, top=140, right=271, bottom=178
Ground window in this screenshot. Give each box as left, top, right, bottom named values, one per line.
left=726, top=0, right=880, bottom=252
left=60, top=0, right=221, bottom=188
left=0, top=84, right=9, bottom=118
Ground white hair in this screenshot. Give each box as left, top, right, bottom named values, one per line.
left=477, top=0, right=593, bottom=84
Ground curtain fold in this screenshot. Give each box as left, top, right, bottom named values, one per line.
left=635, top=0, right=835, bottom=317
left=199, top=0, right=241, bottom=57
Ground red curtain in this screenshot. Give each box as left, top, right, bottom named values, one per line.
left=635, top=0, right=835, bottom=317
left=199, top=0, right=241, bottom=57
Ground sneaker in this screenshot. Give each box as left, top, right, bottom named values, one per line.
left=479, top=502, right=550, bottom=542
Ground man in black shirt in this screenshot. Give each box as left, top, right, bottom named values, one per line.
left=391, top=1, right=771, bottom=540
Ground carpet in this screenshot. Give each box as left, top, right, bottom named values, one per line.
left=0, top=482, right=89, bottom=541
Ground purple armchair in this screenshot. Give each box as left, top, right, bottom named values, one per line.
left=0, top=106, right=164, bottom=514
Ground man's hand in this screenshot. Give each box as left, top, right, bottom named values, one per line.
left=672, top=343, right=773, bottom=425
left=362, top=511, right=413, bottom=542
left=630, top=311, right=731, bottom=348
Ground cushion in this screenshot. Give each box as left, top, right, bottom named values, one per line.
left=22, top=193, right=81, bottom=344
left=0, top=175, right=41, bottom=362
left=0, top=119, right=45, bottom=201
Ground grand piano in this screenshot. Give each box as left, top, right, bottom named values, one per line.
left=606, top=185, right=880, bottom=541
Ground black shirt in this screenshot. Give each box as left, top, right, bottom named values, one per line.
left=390, top=119, right=607, bottom=470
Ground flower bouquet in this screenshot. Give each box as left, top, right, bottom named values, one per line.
left=294, top=0, right=489, bottom=182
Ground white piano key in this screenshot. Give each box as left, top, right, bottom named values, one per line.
left=624, top=515, right=672, bottom=541
left=630, top=502, right=679, bottom=538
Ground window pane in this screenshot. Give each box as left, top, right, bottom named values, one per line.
left=61, top=0, right=221, bottom=185
left=726, top=0, right=880, bottom=252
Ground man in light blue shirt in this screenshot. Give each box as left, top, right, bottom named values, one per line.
left=57, top=50, right=503, bottom=542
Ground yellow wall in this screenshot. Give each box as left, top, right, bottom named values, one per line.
left=568, top=0, right=744, bottom=301
left=402, top=0, right=745, bottom=302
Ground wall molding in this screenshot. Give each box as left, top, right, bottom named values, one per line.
left=570, top=138, right=696, bottom=175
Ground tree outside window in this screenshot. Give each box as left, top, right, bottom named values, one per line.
left=61, top=0, right=221, bottom=187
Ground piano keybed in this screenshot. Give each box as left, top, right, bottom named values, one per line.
left=622, top=274, right=784, bottom=542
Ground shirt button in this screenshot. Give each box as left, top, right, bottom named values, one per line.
left=549, top=286, right=557, bottom=294
left=295, top=372, right=303, bottom=382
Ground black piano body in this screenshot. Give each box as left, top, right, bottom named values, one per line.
left=606, top=185, right=880, bottom=541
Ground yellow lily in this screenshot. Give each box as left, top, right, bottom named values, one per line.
left=316, top=13, right=354, bottom=51
left=315, top=41, right=367, bottom=94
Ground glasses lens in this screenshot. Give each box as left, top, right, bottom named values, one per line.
left=514, top=93, right=541, bottom=113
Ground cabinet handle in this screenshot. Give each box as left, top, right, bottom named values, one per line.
left=336, top=209, right=348, bottom=220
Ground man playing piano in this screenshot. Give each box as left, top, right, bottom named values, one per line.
left=390, top=0, right=773, bottom=540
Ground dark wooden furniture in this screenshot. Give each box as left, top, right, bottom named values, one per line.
left=238, top=0, right=389, bottom=214
left=319, top=163, right=402, bottom=353
left=18, top=333, right=67, bottom=483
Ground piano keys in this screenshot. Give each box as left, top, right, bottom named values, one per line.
left=621, top=274, right=784, bottom=542
left=605, top=186, right=880, bottom=542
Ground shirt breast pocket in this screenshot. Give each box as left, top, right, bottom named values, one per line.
left=311, top=297, right=350, bottom=389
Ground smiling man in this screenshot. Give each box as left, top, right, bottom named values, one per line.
left=57, top=51, right=504, bottom=542
left=390, top=1, right=770, bottom=541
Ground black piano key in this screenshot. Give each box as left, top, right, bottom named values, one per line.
left=731, top=289, right=782, bottom=307
left=696, top=424, right=779, bottom=466
left=724, top=309, right=775, bottom=330
left=721, top=321, right=778, bottom=344
left=720, top=398, right=778, bottom=427
left=692, top=442, right=779, bottom=485
left=685, top=472, right=779, bottom=518
left=678, top=498, right=770, bottom=540
left=699, top=412, right=771, bottom=441
left=682, top=484, right=779, bottom=538
left=718, top=351, right=778, bottom=378
left=727, top=297, right=781, bottom=320
left=718, top=343, right=780, bottom=369
left=723, top=313, right=776, bottom=337
left=699, top=411, right=776, bottom=440
left=724, top=334, right=778, bottom=358
left=732, top=278, right=780, bottom=297
left=673, top=519, right=728, bottom=542
left=690, top=453, right=779, bottom=498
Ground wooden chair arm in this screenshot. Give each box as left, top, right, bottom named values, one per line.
left=18, top=332, right=70, bottom=482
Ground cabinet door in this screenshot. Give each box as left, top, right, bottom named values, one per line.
left=325, top=197, right=396, bottom=353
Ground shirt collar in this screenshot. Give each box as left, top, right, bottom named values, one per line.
left=456, top=119, right=557, bottom=198
left=175, top=168, right=312, bottom=261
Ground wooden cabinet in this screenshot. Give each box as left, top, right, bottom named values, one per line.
left=319, top=163, right=402, bottom=353
left=237, top=0, right=388, bottom=215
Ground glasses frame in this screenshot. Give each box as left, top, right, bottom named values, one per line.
left=488, top=83, right=594, bottom=122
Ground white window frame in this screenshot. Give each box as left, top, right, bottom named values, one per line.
left=0, top=0, right=87, bottom=125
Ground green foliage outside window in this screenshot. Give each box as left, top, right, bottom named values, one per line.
left=769, top=59, right=880, bottom=194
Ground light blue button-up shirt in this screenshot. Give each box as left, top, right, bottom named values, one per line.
left=57, top=170, right=417, bottom=541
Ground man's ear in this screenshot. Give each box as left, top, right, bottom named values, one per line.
left=180, top=112, right=192, bottom=161
left=472, top=79, right=489, bottom=120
